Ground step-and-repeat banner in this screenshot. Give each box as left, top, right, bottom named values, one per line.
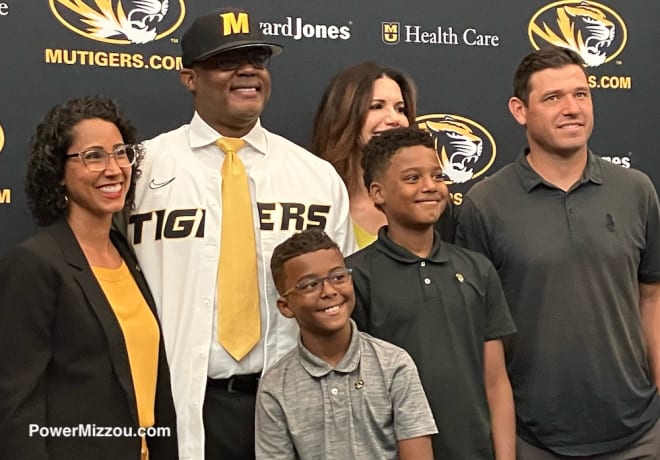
left=1, top=0, right=657, bottom=254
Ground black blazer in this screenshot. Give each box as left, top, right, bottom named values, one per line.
left=0, top=218, right=177, bottom=460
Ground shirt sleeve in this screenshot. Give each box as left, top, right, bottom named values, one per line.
left=390, top=350, right=438, bottom=441
left=255, top=378, right=297, bottom=460
left=455, top=195, right=494, bottom=260
left=639, top=175, right=660, bottom=283
left=483, top=260, right=517, bottom=340
left=328, top=171, right=358, bottom=258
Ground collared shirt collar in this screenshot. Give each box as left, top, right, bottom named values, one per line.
left=374, top=226, right=450, bottom=264
left=298, top=319, right=361, bottom=378
left=515, top=147, right=604, bottom=193
left=188, top=111, right=268, bottom=154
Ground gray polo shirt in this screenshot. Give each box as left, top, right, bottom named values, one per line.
left=255, top=320, right=437, bottom=460
left=457, top=150, right=660, bottom=455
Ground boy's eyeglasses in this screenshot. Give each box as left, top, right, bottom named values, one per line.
left=281, top=268, right=353, bottom=297
left=212, top=48, right=272, bottom=71
left=65, top=144, right=143, bottom=172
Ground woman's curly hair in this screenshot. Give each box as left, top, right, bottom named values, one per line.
left=26, top=95, right=142, bottom=226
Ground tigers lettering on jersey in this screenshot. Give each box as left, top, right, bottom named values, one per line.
left=130, top=203, right=330, bottom=244
left=258, top=203, right=329, bottom=230
left=130, top=208, right=206, bottom=244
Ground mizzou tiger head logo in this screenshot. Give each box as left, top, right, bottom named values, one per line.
left=417, top=115, right=496, bottom=185
left=49, top=0, right=186, bottom=44
left=529, top=1, right=627, bottom=67
left=0, top=124, right=4, bottom=154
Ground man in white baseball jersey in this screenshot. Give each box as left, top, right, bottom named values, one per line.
left=128, top=8, right=356, bottom=460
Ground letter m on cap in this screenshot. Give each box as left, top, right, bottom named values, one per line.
left=220, top=12, right=249, bottom=36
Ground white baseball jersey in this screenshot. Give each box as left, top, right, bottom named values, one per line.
left=128, top=113, right=356, bottom=460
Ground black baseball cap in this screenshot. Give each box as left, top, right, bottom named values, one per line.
left=181, top=8, right=283, bottom=68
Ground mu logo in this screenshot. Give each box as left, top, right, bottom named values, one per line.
left=417, top=114, right=496, bottom=185
left=49, top=0, right=186, bottom=44
left=529, top=0, right=627, bottom=67
left=382, top=22, right=400, bottom=45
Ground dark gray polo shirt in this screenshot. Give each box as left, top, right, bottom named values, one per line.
left=255, top=320, right=437, bottom=460
left=456, top=150, right=660, bottom=456
left=346, top=228, right=516, bottom=460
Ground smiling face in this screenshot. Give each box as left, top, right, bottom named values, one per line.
left=180, top=47, right=272, bottom=137
left=360, top=76, right=409, bottom=144
left=370, top=145, right=449, bottom=231
left=509, top=64, right=593, bottom=158
left=276, top=248, right=354, bottom=341
left=62, top=118, right=131, bottom=225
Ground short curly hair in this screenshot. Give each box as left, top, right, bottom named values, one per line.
left=270, top=228, right=342, bottom=295
left=362, top=126, right=435, bottom=189
left=26, top=95, right=141, bottom=226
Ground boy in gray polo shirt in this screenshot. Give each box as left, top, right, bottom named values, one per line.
left=255, top=228, right=437, bottom=460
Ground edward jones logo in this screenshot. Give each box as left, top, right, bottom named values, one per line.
left=529, top=0, right=627, bottom=67
left=49, top=0, right=185, bottom=44
left=417, top=114, right=496, bottom=185
left=259, top=16, right=351, bottom=40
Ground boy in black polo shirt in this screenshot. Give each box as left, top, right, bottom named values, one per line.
left=345, top=127, right=517, bottom=460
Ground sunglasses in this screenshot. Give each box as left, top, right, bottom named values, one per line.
left=209, top=48, right=272, bottom=71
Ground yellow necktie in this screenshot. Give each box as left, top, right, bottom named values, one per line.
left=216, top=137, right=260, bottom=361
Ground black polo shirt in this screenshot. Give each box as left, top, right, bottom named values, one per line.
left=456, top=150, right=660, bottom=456
left=346, top=227, right=515, bottom=460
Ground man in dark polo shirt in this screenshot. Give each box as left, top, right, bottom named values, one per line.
left=346, top=127, right=517, bottom=460
left=456, top=46, right=660, bottom=458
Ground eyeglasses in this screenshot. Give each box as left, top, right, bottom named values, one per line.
left=65, top=144, right=143, bottom=172
left=212, top=48, right=272, bottom=71
left=281, top=268, right=353, bottom=297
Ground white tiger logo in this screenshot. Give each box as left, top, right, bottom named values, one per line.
left=54, top=0, right=171, bottom=44
left=530, top=1, right=617, bottom=67
left=422, top=118, right=483, bottom=184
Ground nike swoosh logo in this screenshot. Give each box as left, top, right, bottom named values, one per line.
left=149, top=177, right=175, bottom=189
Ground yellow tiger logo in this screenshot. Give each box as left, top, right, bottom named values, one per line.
left=530, top=1, right=626, bottom=67
left=421, top=117, right=483, bottom=184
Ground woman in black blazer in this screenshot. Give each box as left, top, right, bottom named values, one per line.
left=0, top=96, right=177, bottom=460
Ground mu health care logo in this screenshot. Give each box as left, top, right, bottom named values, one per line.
left=382, top=22, right=399, bottom=44
left=529, top=0, right=627, bottom=67
left=417, top=115, right=496, bottom=185
left=49, top=0, right=185, bottom=44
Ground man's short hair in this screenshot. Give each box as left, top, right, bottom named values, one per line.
left=513, top=46, right=587, bottom=105
left=362, top=127, right=435, bottom=189
left=270, top=229, right=341, bottom=294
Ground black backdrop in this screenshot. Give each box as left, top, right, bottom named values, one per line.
left=1, top=0, right=657, bottom=254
